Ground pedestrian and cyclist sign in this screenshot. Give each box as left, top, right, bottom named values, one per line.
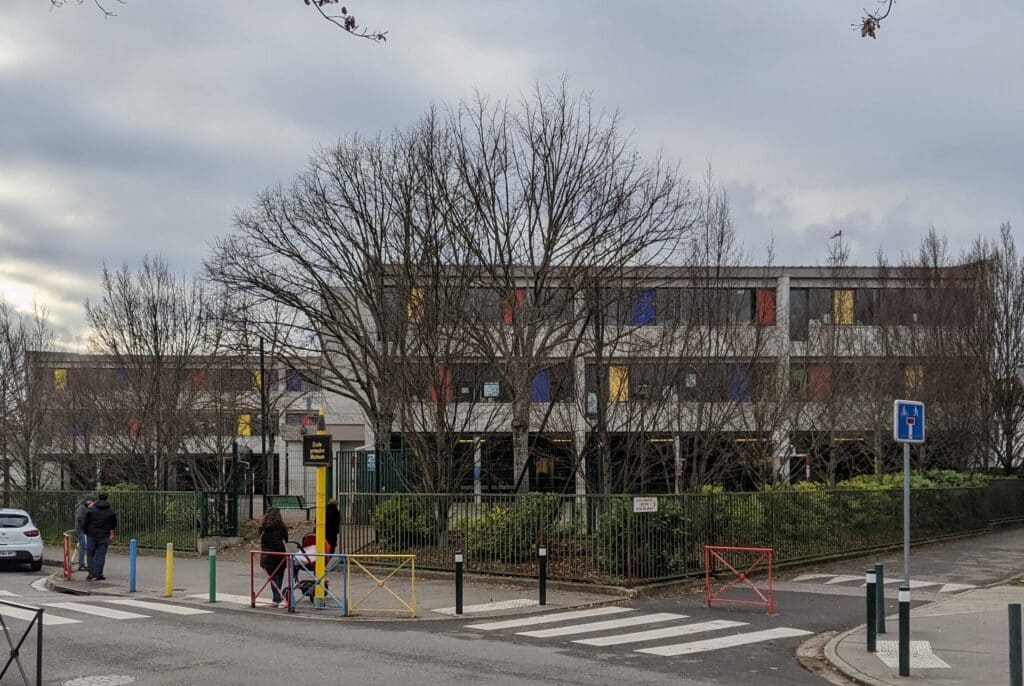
left=892, top=400, right=925, bottom=444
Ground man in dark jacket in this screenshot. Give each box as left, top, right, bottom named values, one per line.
left=74, top=494, right=95, bottom=571
left=82, top=492, right=117, bottom=581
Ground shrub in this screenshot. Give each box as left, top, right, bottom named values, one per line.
left=371, top=496, right=438, bottom=551
left=456, top=493, right=561, bottom=563
left=596, top=497, right=690, bottom=579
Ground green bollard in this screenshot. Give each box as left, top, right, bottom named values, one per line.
left=209, top=547, right=217, bottom=603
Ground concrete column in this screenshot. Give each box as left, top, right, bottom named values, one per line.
left=775, top=273, right=792, bottom=483
left=574, top=429, right=588, bottom=496
left=673, top=434, right=682, bottom=494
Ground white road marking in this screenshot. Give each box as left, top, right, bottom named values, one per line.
left=517, top=612, right=686, bottom=638
left=101, top=599, right=212, bottom=615
left=31, top=577, right=49, bottom=592
left=434, top=598, right=538, bottom=615
left=188, top=592, right=276, bottom=606
left=466, top=607, right=630, bottom=631
left=0, top=590, right=19, bottom=597
left=573, top=620, right=747, bottom=647
left=825, top=575, right=864, bottom=584
left=637, top=627, right=813, bottom=656
left=0, top=606, right=80, bottom=625
left=938, top=583, right=976, bottom=593
left=44, top=602, right=149, bottom=620
left=791, top=574, right=832, bottom=582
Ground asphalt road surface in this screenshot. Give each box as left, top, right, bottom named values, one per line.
left=1, top=527, right=1020, bottom=685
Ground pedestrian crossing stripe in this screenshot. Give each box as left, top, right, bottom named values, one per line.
left=517, top=612, right=687, bottom=638
left=466, top=607, right=630, bottom=631
left=43, top=602, right=148, bottom=620
left=187, top=593, right=276, bottom=607
left=573, top=620, right=748, bottom=646
left=102, top=599, right=212, bottom=615
left=0, top=590, right=19, bottom=597
left=434, top=599, right=538, bottom=615
left=636, top=627, right=814, bottom=656
left=0, top=606, right=80, bottom=625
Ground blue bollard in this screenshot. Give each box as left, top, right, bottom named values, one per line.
left=128, top=538, right=137, bottom=593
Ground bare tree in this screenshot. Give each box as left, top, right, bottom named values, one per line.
left=85, top=256, right=213, bottom=488
left=48, top=0, right=388, bottom=40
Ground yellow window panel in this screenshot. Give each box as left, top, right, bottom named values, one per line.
left=407, top=288, right=425, bottom=323
left=54, top=368, right=67, bottom=390
left=237, top=414, right=252, bottom=437
left=833, top=290, right=854, bottom=325
left=609, top=365, right=629, bottom=402
left=252, top=370, right=262, bottom=390
left=904, top=365, right=924, bottom=393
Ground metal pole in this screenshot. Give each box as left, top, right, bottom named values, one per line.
left=1011, top=603, right=1022, bottom=686
left=865, top=569, right=877, bottom=653
left=315, top=409, right=327, bottom=606
left=128, top=539, right=137, bottom=593
left=35, top=607, right=43, bottom=686
left=231, top=441, right=239, bottom=535
left=538, top=546, right=547, bottom=606
left=898, top=585, right=910, bottom=677
left=260, top=337, right=268, bottom=497
left=165, top=543, right=174, bottom=597
left=875, top=563, right=886, bottom=634
left=209, top=547, right=217, bottom=603
left=455, top=549, right=464, bottom=615
left=903, top=442, right=911, bottom=588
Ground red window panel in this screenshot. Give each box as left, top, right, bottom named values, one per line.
left=430, top=366, right=453, bottom=402
left=502, top=289, right=526, bottom=325
left=128, top=418, right=141, bottom=437
left=756, top=289, right=777, bottom=326
left=301, top=414, right=316, bottom=426
left=808, top=365, right=831, bottom=400
left=192, top=370, right=207, bottom=389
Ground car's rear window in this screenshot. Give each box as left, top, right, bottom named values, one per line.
left=0, top=515, right=29, bottom=528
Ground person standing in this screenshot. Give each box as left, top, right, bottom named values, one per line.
left=258, top=507, right=290, bottom=608
left=82, top=492, right=117, bottom=581
left=74, top=494, right=95, bottom=572
left=325, top=498, right=340, bottom=554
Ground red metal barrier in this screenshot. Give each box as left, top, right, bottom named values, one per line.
left=704, top=545, right=775, bottom=614
left=62, top=530, right=73, bottom=581
left=250, top=550, right=293, bottom=611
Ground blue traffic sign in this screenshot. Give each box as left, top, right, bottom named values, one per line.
left=893, top=400, right=925, bottom=444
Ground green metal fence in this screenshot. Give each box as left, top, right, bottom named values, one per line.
left=339, top=480, right=1023, bottom=584
left=4, top=491, right=199, bottom=552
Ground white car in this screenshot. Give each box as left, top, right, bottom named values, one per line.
left=0, top=509, right=44, bottom=571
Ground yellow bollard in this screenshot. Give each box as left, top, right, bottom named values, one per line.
left=165, top=542, right=174, bottom=597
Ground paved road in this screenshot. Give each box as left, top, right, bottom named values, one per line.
left=0, top=527, right=1020, bottom=685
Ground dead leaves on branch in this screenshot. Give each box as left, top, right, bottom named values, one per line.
left=858, top=0, right=893, bottom=39
left=304, top=0, right=388, bottom=42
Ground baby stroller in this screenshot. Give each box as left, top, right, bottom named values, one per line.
left=290, top=533, right=335, bottom=604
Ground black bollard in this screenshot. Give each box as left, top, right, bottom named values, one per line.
left=875, top=563, right=886, bottom=634
left=865, top=569, right=877, bottom=653
left=455, top=549, right=464, bottom=616
left=898, top=585, right=910, bottom=677
left=538, top=546, right=547, bottom=606
left=1011, top=603, right=1022, bottom=686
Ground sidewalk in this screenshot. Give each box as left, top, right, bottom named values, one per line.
left=827, top=584, right=1023, bottom=686
left=46, top=551, right=622, bottom=620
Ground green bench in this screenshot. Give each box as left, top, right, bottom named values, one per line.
left=265, top=494, right=315, bottom=520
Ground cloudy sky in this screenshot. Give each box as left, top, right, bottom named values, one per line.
left=1, top=1, right=1021, bottom=347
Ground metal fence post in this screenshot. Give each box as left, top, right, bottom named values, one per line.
left=35, top=606, right=43, bottom=686
left=1010, top=603, right=1022, bottom=686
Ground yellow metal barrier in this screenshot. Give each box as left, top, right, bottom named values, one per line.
left=345, top=554, right=417, bottom=618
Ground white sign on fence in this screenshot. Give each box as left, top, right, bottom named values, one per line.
left=632, top=497, right=658, bottom=513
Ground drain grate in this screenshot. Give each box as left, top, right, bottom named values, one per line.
left=62, top=676, right=138, bottom=686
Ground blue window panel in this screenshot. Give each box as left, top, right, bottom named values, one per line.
left=71, top=424, right=83, bottom=438
left=530, top=370, right=551, bottom=403
left=286, top=370, right=303, bottom=392
left=728, top=364, right=750, bottom=401
left=114, top=368, right=128, bottom=382
left=632, top=289, right=656, bottom=325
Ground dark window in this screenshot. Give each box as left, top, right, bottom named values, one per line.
left=0, top=515, right=28, bottom=528
left=789, top=288, right=809, bottom=341
left=808, top=288, right=833, bottom=325
left=855, top=289, right=879, bottom=325
left=730, top=289, right=755, bottom=324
